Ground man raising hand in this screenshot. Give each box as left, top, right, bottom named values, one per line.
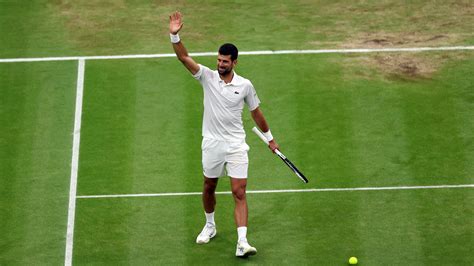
left=169, top=11, right=279, bottom=257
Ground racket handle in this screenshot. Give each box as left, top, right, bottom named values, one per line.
left=252, top=127, right=269, bottom=145
left=253, top=127, right=286, bottom=157
left=274, top=149, right=286, bottom=159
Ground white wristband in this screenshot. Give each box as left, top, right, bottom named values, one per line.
left=170, top=33, right=180, bottom=43
left=263, top=130, right=273, bottom=142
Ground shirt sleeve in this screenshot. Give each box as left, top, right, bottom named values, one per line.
left=244, top=81, right=261, bottom=111
left=192, top=64, right=212, bottom=82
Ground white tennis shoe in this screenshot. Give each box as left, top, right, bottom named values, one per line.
left=196, top=223, right=216, bottom=244
left=235, top=239, right=257, bottom=257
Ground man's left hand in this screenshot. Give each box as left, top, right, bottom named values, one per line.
left=268, top=140, right=279, bottom=153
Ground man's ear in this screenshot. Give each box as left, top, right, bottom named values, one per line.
left=233, top=59, right=238, bottom=66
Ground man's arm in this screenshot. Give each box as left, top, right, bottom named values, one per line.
left=251, top=107, right=279, bottom=151
left=169, top=11, right=200, bottom=75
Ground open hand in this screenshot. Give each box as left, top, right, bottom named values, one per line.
left=169, top=11, right=183, bottom=34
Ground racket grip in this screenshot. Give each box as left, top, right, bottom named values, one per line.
left=252, top=127, right=269, bottom=145
left=274, top=149, right=286, bottom=159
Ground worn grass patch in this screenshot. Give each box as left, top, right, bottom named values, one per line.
left=338, top=52, right=472, bottom=81
left=44, top=0, right=474, bottom=55
left=342, top=32, right=465, bottom=49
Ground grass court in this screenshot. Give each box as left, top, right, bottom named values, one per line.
left=1, top=1, right=473, bottom=265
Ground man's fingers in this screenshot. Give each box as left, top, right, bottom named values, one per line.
left=170, top=11, right=178, bottom=21
left=170, top=12, right=183, bottom=24
left=267, top=140, right=280, bottom=153
left=173, top=11, right=180, bottom=21
left=169, top=11, right=183, bottom=34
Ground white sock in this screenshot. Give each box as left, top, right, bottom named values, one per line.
left=205, top=212, right=215, bottom=225
left=237, top=226, right=247, bottom=242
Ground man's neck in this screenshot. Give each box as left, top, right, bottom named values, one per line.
left=220, top=72, right=234, bottom=84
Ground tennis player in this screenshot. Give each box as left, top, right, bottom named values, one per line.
left=169, top=11, right=279, bottom=257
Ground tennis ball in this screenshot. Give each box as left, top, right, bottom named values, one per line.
left=349, top=257, right=358, bottom=264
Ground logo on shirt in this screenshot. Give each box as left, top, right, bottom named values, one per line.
left=234, top=91, right=240, bottom=94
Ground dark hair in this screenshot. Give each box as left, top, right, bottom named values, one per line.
left=218, top=43, right=238, bottom=61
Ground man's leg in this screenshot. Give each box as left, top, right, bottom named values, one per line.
left=196, top=176, right=218, bottom=244
left=203, top=176, right=218, bottom=213
left=230, top=178, right=248, bottom=227
left=231, top=177, right=257, bottom=257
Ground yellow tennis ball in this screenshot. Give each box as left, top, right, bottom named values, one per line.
left=349, top=257, right=358, bottom=264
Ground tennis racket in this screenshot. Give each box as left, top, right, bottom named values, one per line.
left=252, top=127, right=309, bottom=183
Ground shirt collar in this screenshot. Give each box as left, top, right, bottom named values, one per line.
left=219, top=71, right=243, bottom=86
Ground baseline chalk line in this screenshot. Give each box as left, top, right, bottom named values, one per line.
left=76, top=184, right=474, bottom=199
left=1, top=46, right=473, bottom=63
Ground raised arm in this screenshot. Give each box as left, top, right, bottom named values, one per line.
left=169, top=11, right=200, bottom=75
left=251, top=107, right=279, bottom=152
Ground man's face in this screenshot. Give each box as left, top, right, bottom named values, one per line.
left=217, top=54, right=237, bottom=75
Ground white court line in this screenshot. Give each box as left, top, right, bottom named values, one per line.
left=65, top=59, right=85, bottom=266
left=76, top=184, right=474, bottom=199
left=0, top=46, right=473, bottom=63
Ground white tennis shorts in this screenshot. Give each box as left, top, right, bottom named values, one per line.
left=202, top=137, right=250, bottom=179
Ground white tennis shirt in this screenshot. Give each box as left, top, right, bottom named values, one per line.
left=193, top=64, right=260, bottom=142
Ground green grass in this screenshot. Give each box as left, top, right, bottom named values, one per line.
left=246, top=53, right=474, bottom=189
left=76, top=54, right=474, bottom=195
left=1, top=53, right=472, bottom=265
left=0, top=1, right=74, bottom=58
left=1, top=0, right=473, bottom=58
left=1, top=0, right=473, bottom=265
left=69, top=54, right=473, bottom=264
left=78, top=59, right=202, bottom=195
left=73, top=189, right=474, bottom=265
left=0, top=61, right=77, bottom=264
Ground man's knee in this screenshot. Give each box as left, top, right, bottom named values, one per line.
left=231, top=183, right=246, bottom=201
left=203, top=177, right=218, bottom=193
